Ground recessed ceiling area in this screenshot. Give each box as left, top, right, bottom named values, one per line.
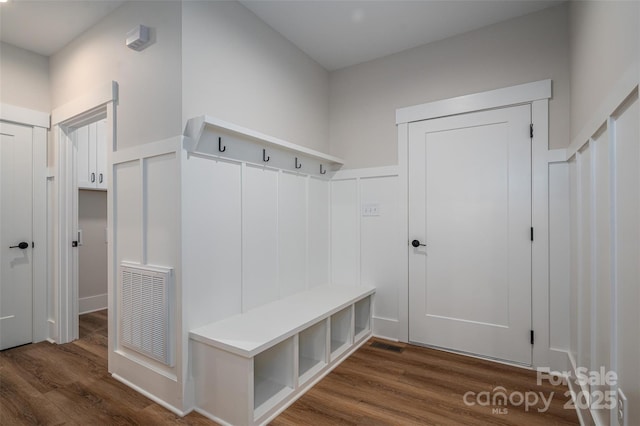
left=239, top=0, right=563, bottom=70
left=0, top=0, right=125, bottom=56
left=0, top=0, right=561, bottom=68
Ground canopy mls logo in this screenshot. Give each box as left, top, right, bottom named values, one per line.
left=463, top=386, right=554, bottom=414
left=463, top=367, right=619, bottom=415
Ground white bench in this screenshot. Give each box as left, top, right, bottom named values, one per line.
left=189, top=285, right=375, bottom=426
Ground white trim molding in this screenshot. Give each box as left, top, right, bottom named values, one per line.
left=396, top=80, right=553, bottom=369
left=396, top=79, right=551, bottom=124
left=51, top=81, right=118, bottom=345
left=0, top=103, right=50, bottom=128
left=52, top=81, right=118, bottom=126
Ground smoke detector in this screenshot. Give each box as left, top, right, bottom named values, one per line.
left=126, top=25, right=151, bottom=51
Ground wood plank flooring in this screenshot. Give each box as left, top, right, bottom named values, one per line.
left=274, top=340, right=579, bottom=425
left=0, top=310, right=211, bottom=426
left=1, top=311, right=579, bottom=425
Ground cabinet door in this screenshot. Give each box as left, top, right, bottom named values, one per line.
left=95, top=119, right=107, bottom=190
left=76, top=124, right=94, bottom=189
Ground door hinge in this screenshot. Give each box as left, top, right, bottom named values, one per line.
left=530, top=330, right=535, bottom=345
left=530, top=123, right=534, bottom=138
left=530, top=227, right=534, bottom=241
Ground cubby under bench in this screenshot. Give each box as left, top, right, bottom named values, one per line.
left=189, top=285, right=375, bottom=426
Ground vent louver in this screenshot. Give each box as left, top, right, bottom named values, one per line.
left=119, top=262, right=173, bottom=366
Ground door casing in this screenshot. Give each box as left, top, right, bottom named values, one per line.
left=51, top=81, right=117, bottom=347
left=396, top=80, right=553, bottom=368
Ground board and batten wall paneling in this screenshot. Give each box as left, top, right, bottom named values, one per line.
left=577, top=145, right=592, bottom=377
left=115, top=161, right=143, bottom=265
left=242, top=166, right=279, bottom=312
left=331, top=171, right=404, bottom=340
left=548, top=162, right=570, bottom=353
left=568, top=90, right=639, bottom=426
left=331, top=180, right=359, bottom=286
left=612, top=96, right=639, bottom=426
left=308, top=177, right=330, bottom=288
left=145, top=154, right=179, bottom=268
left=111, top=139, right=184, bottom=413
left=592, top=126, right=612, bottom=426
left=278, top=172, right=308, bottom=298
left=182, top=156, right=242, bottom=330
left=360, top=177, right=402, bottom=329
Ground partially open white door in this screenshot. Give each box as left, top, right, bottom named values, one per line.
left=408, top=105, right=532, bottom=365
left=0, top=122, right=34, bottom=350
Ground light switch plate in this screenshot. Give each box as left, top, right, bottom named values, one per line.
left=361, top=203, right=381, bottom=216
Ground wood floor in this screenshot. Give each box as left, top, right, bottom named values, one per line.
left=1, top=311, right=579, bottom=425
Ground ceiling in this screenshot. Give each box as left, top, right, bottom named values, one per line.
left=240, top=0, right=562, bottom=70
left=0, top=0, right=561, bottom=69
left=0, top=0, right=125, bottom=56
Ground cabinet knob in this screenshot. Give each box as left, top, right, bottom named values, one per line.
left=91, top=172, right=96, bottom=183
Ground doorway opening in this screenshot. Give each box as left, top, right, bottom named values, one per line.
left=52, top=81, right=116, bottom=347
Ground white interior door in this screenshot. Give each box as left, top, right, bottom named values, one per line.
left=408, top=105, right=532, bottom=365
left=0, top=122, right=34, bottom=350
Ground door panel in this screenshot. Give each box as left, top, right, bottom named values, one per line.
left=408, top=105, right=532, bottom=365
left=0, top=122, right=33, bottom=350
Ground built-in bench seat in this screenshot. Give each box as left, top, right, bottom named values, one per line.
left=189, top=284, right=375, bottom=426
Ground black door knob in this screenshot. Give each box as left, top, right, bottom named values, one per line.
left=9, top=242, right=29, bottom=249
left=411, top=240, right=426, bottom=248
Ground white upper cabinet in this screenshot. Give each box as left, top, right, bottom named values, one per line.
left=75, top=120, right=107, bottom=190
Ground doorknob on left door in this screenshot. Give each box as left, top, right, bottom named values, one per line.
left=9, top=242, right=29, bottom=249
left=411, top=239, right=426, bottom=248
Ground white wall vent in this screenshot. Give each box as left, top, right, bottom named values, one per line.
left=119, top=262, right=174, bottom=366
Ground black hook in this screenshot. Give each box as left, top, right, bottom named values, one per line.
left=263, top=149, right=270, bottom=162
left=320, top=164, right=327, bottom=174
left=295, top=157, right=302, bottom=169
left=218, top=137, right=226, bottom=152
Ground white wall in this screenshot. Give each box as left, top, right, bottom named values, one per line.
left=49, top=1, right=182, bottom=150
left=569, top=0, right=639, bottom=140
left=182, top=1, right=330, bottom=153
left=329, top=4, right=570, bottom=168
left=78, top=190, right=107, bottom=314
left=0, top=42, right=50, bottom=112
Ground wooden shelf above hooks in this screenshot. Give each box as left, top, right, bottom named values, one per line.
left=183, top=116, right=344, bottom=170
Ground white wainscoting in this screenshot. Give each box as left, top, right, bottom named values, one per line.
left=568, top=84, right=639, bottom=426
left=331, top=167, right=403, bottom=341
left=182, top=153, right=332, bottom=332
left=111, top=137, right=185, bottom=413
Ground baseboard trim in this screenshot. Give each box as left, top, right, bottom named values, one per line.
left=567, top=351, right=596, bottom=426
left=79, top=293, right=107, bottom=314
left=111, top=373, right=190, bottom=418
left=372, top=316, right=399, bottom=341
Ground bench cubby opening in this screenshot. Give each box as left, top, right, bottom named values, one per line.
left=254, top=337, right=295, bottom=418
left=354, top=296, right=371, bottom=341
left=298, top=319, right=328, bottom=384
left=330, top=306, right=353, bottom=360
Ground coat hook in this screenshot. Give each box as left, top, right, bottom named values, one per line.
left=295, top=157, right=302, bottom=169
left=218, top=137, right=226, bottom=152
left=263, top=149, right=270, bottom=162
left=320, top=164, right=327, bottom=174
